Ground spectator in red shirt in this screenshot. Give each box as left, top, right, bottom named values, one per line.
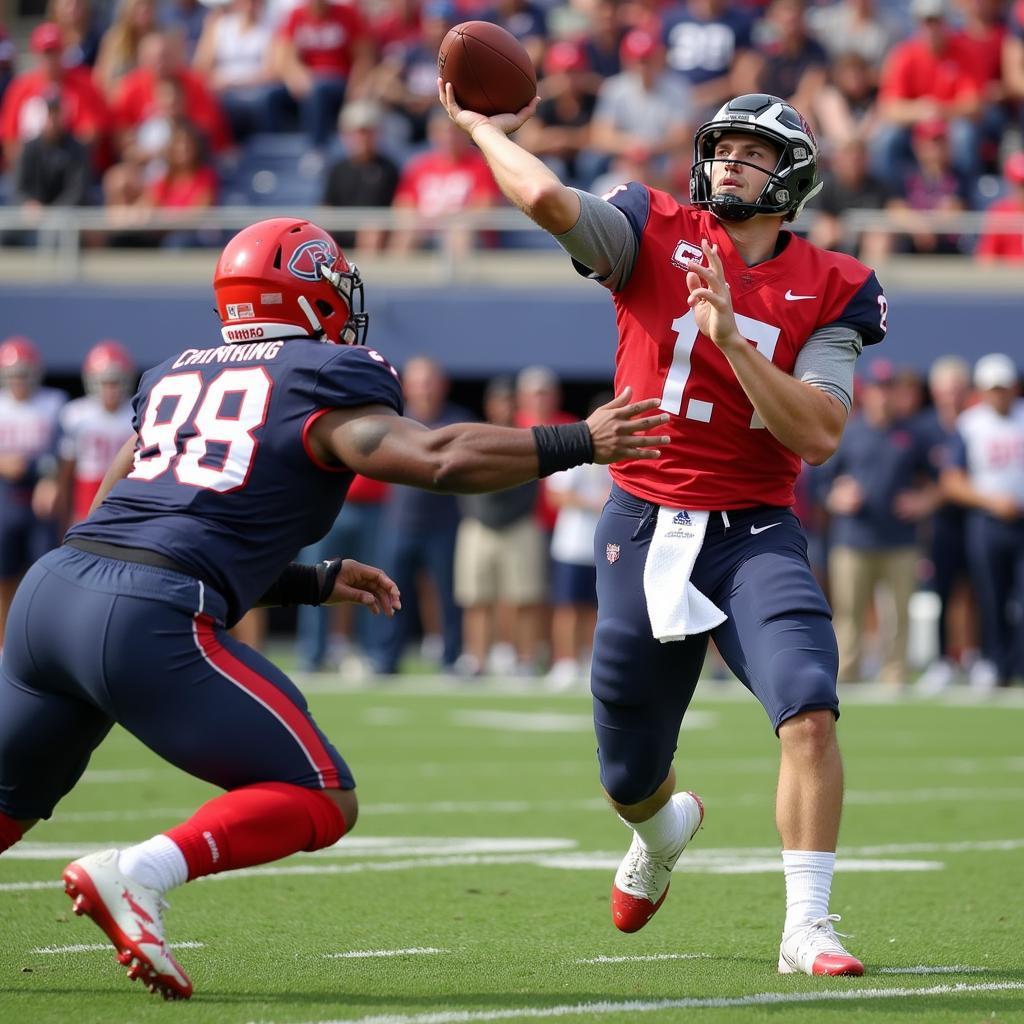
left=145, top=119, right=219, bottom=247
left=874, top=0, right=982, bottom=182
left=976, top=151, right=1024, bottom=262
left=271, top=0, right=373, bottom=148
left=111, top=30, right=231, bottom=154
left=390, top=109, right=500, bottom=254
left=0, top=22, right=109, bottom=168
left=1006, top=0, right=1024, bottom=112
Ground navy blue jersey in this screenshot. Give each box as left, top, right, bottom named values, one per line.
left=68, top=339, right=403, bottom=624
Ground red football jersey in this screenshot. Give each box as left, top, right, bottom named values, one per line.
left=598, top=184, right=887, bottom=509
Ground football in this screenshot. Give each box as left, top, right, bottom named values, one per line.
left=438, top=21, right=537, bottom=117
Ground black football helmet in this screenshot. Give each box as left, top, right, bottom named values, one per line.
left=689, top=94, right=822, bottom=222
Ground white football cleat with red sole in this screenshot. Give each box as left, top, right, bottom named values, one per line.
left=778, top=914, right=864, bottom=976
left=62, top=848, right=193, bottom=1000
left=611, top=791, right=704, bottom=933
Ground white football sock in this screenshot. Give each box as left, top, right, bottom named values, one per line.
left=622, top=795, right=684, bottom=855
left=782, top=849, right=835, bottom=933
left=119, top=834, right=188, bottom=894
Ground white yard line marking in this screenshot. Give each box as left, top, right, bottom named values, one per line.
left=576, top=954, right=712, bottom=964
left=281, top=982, right=1024, bottom=1024
left=369, top=799, right=609, bottom=817
left=450, top=710, right=715, bottom=733
left=324, top=948, right=447, bottom=960
left=879, top=965, right=989, bottom=975
left=537, top=855, right=943, bottom=874
left=5, top=835, right=1024, bottom=893
left=30, top=941, right=204, bottom=955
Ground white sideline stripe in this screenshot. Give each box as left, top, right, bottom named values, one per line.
left=879, top=965, right=988, bottom=975
left=0, top=880, right=62, bottom=891
left=576, top=954, right=712, bottom=964
left=283, top=983, right=1024, bottom=1024
left=30, top=941, right=205, bottom=954
left=324, top=948, right=447, bottom=960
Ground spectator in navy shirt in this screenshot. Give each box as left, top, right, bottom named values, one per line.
left=660, top=0, right=757, bottom=116
left=823, top=360, right=940, bottom=684
left=916, top=356, right=973, bottom=693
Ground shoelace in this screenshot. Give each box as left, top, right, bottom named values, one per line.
left=791, top=914, right=852, bottom=959
left=622, top=842, right=678, bottom=896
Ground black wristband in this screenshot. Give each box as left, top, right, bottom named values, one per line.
left=256, top=558, right=343, bottom=607
left=531, top=421, right=594, bottom=478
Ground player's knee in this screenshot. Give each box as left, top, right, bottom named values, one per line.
left=778, top=708, right=836, bottom=757
left=601, top=757, right=669, bottom=807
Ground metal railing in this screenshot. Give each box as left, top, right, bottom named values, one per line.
left=1, top=206, right=1023, bottom=281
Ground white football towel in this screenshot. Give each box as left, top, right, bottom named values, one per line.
left=643, top=507, right=727, bottom=643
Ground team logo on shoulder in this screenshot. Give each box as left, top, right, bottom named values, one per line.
left=671, top=240, right=705, bottom=270
left=287, top=239, right=337, bottom=282
left=606, top=543, right=621, bottom=565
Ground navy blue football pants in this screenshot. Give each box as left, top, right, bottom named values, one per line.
left=592, top=484, right=839, bottom=806
left=0, top=546, right=354, bottom=820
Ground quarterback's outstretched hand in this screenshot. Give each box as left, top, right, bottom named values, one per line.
left=586, top=387, right=670, bottom=464
left=325, top=559, right=402, bottom=616
left=686, top=240, right=743, bottom=352
left=437, top=79, right=539, bottom=137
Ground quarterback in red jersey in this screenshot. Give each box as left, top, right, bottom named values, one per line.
left=441, top=85, right=887, bottom=976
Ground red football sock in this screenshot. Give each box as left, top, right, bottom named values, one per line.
left=164, top=782, right=346, bottom=881
left=0, top=811, right=24, bottom=854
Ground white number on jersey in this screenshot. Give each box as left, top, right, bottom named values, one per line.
left=131, top=369, right=272, bottom=492
left=659, top=310, right=780, bottom=427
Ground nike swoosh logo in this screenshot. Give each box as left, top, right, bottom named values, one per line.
left=785, top=290, right=816, bottom=301
left=750, top=523, right=781, bottom=535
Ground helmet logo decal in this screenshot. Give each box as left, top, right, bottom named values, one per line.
left=226, top=302, right=255, bottom=319
left=287, top=239, right=337, bottom=282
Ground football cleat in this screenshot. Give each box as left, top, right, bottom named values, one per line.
left=611, top=791, right=704, bottom=933
left=62, top=849, right=193, bottom=1000
left=778, top=914, right=864, bottom=976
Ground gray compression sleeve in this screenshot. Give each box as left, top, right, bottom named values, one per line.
left=794, top=325, right=862, bottom=411
left=553, top=188, right=638, bottom=291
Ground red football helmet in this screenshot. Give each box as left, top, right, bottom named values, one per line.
left=0, top=335, right=43, bottom=389
left=83, top=339, right=135, bottom=397
left=213, top=218, right=367, bottom=346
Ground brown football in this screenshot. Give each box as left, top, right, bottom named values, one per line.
left=438, top=21, right=537, bottom=117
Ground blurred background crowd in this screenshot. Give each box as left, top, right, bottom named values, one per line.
left=2, top=334, right=1023, bottom=693
left=1, top=0, right=1024, bottom=257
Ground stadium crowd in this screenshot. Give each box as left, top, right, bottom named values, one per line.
left=2, top=334, right=1023, bottom=691
left=1, top=0, right=1024, bottom=256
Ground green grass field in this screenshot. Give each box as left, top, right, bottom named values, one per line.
left=1, top=676, right=1023, bottom=1024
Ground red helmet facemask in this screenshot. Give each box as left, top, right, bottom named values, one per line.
left=214, top=218, right=368, bottom=346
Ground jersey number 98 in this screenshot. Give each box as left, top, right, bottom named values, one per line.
left=131, top=368, right=272, bottom=492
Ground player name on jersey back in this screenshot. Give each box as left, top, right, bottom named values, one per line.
left=172, top=340, right=285, bottom=368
